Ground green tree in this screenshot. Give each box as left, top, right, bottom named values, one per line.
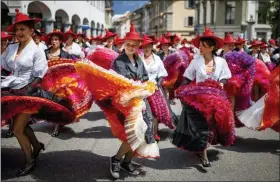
left=259, top=0, right=280, bottom=39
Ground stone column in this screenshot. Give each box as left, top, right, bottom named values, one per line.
left=63, top=23, right=72, bottom=32
left=44, top=20, right=55, bottom=33
left=77, top=25, right=82, bottom=33
left=86, top=28, right=90, bottom=38
left=91, top=28, right=96, bottom=37
left=246, top=15, right=256, bottom=41
left=96, top=28, right=99, bottom=36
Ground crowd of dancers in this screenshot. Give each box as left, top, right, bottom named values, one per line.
left=1, top=9, right=279, bottom=179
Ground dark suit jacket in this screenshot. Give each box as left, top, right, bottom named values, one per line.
left=157, top=50, right=174, bottom=61
left=113, top=53, right=149, bottom=82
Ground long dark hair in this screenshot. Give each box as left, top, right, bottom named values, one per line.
left=200, top=37, right=218, bottom=56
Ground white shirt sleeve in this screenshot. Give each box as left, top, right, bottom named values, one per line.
left=1, top=46, right=11, bottom=71
left=157, top=58, right=168, bottom=78
left=32, top=48, right=48, bottom=78
left=69, top=42, right=84, bottom=58
left=183, top=58, right=196, bottom=81
left=219, top=58, right=232, bottom=81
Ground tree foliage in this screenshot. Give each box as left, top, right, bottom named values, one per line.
left=259, top=0, right=280, bottom=38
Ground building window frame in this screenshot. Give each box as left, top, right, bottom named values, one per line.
left=185, top=0, right=195, bottom=9
left=210, top=1, right=215, bottom=25
left=258, top=0, right=267, bottom=24
left=184, top=16, right=194, bottom=27
left=225, top=1, right=236, bottom=25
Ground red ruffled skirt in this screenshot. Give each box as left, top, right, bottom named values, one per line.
left=172, top=80, right=235, bottom=151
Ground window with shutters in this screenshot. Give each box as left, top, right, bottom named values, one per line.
left=225, top=1, right=235, bottom=24
left=185, top=0, right=195, bottom=9
left=185, top=0, right=189, bottom=9
left=185, top=17, right=193, bottom=27
left=188, top=17, right=193, bottom=26
left=184, top=17, right=188, bottom=27
left=189, top=0, right=195, bottom=8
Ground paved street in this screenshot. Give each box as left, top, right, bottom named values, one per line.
left=1, top=101, right=279, bottom=181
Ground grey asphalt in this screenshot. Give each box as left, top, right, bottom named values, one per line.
left=1, top=101, right=279, bottom=181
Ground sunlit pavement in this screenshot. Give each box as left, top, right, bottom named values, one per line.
left=1, top=101, right=279, bottom=181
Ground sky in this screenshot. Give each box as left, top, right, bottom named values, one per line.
left=113, top=0, right=149, bottom=14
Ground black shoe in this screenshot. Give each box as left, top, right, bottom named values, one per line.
left=197, top=153, right=211, bottom=167
left=120, top=161, right=140, bottom=176
left=32, top=142, right=45, bottom=159
left=110, top=156, right=120, bottom=179
left=5, top=131, right=14, bottom=138
left=16, top=160, right=36, bottom=177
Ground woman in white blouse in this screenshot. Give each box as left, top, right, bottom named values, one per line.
left=63, top=30, right=85, bottom=59
left=259, top=43, right=272, bottom=64
left=140, top=35, right=169, bottom=141
left=172, top=27, right=232, bottom=167
left=1, top=10, right=48, bottom=176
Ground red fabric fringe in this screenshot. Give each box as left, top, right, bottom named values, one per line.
left=147, top=89, right=174, bottom=129
left=1, top=96, right=75, bottom=125
left=176, top=80, right=235, bottom=146
left=252, top=59, right=270, bottom=101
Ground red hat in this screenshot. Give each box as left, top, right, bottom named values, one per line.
left=124, top=22, right=142, bottom=41
left=63, top=29, right=77, bottom=40
left=41, top=34, right=48, bottom=42
left=103, top=29, right=117, bottom=40
left=154, top=38, right=160, bottom=44
left=95, top=34, right=103, bottom=41
left=181, top=39, right=187, bottom=44
left=223, top=33, right=236, bottom=44
left=48, top=29, right=63, bottom=39
left=249, top=40, right=262, bottom=49
left=165, top=32, right=173, bottom=37
left=1, top=31, right=14, bottom=40
left=7, top=9, right=41, bottom=32
left=160, top=35, right=171, bottom=45
left=77, top=32, right=85, bottom=38
left=140, top=34, right=154, bottom=48
left=235, top=36, right=246, bottom=45
left=191, top=34, right=200, bottom=44
left=192, top=27, right=224, bottom=49
left=173, top=34, right=181, bottom=42
left=269, top=39, right=276, bottom=45
left=114, top=35, right=124, bottom=45
left=148, top=35, right=155, bottom=41
left=260, top=42, right=269, bottom=49
left=157, top=35, right=171, bottom=48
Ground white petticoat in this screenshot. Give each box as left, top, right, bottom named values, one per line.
left=235, top=94, right=267, bottom=130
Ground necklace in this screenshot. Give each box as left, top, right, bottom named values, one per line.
left=50, top=49, right=60, bottom=56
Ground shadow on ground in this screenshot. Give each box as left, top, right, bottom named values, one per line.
left=1, top=148, right=137, bottom=181
left=1, top=147, right=221, bottom=181
left=135, top=148, right=221, bottom=173
left=81, top=111, right=106, bottom=121
left=215, top=136, right=280, bottom=155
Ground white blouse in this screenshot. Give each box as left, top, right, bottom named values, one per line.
left=260, top=53, right=271, bottom=63
left=1, top=39, right=48, bottom=89
left=63, top=42, right=84, bottom=58
left=38, top=42, right=48, bottom=51
left=183, top=55, right=231, bottom=83
left=141, top=53, right=168, bottom=83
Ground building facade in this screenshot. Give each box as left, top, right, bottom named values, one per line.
left=1, top=0, right=106, bottom=37
left=105, top=0, right=113, bottom=30
left=149, top=0, right=196, bottom=39
left=112, top=12, right=131, bottom=38
left=194, top=0, right=272, bottom=41
left=129, top=2, right=152, bottom=35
